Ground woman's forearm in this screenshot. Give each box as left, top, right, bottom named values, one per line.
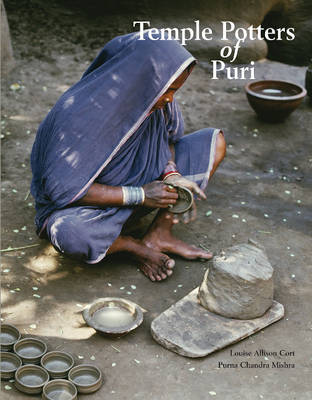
left=74, top=181, right=178, bottom=209
left=75, top=183, right=124, bottom=207
left=75, top=144, right=177, bottom=208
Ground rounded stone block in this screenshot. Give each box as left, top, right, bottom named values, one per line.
left=198, top=243, right=274, bottom=319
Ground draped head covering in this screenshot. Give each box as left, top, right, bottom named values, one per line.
left=31, top=31, right=196, bottom=233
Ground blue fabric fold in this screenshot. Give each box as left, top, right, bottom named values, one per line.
left=30, top=31, right=195, bottom=233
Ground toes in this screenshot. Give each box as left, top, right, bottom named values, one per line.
left=160, top=271, right=168, bottom=280
left=138, top=249, right=175, bottom=282
left=148, top=271, right=156, bottom=281
left=197, top=253, right=212, bottom=260
left=158, top=262, right=173, bottom=280
left=198, top=249, right=213, bottom=259
left=161, top=257, right=175, bottom=279
left=190, top=246, right=213, bottom=259
left=167, top=259, right=175, bottom=269
left=156, top=263, right=170, bottom=279
left=140, top=264, right=168, bottom=282
left=155, top=270, right=167, bottom=281
left=140, top=265, right=156, bottom=281
left=204, top=252, right=213, bottom=259
left=162, top=256, right=175, bottom=269
left=146, top=268, right=156, bottom=282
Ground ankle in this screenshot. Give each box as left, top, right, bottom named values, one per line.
left=153, top=212, right=175, bottom=230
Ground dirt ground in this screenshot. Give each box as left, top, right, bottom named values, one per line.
left=1, top=1, right=312, bottom=399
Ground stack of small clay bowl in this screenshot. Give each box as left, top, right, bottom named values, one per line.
left=1, top=323, right=103, bottom=399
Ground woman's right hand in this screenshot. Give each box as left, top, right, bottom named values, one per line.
left=142, top=181, right=178, bottom=208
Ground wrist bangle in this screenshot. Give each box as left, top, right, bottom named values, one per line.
left=162, top=171, right=181, bottom=181
left=161, top=160, right=177, bottom=177
left=122, top=186, right=145, bottom=206
left=161, top=160, right=180, bottom=180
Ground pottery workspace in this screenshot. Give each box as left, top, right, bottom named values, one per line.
left=151, top=241, right=284, bottom=357
left=2, top=1, right=311, bottom=399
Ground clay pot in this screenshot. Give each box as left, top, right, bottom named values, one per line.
left=14, top=338, right=47, bottom=365
left=82, top=297, right=143, bottom=337
left=0, top=324, right=21, bottom=351
left=0, top=352, right=22, bottom=380
left=41, top=351, right=74, bottom=379
left=68, top=364, right=103, bottom=394
left=42, top=379, right=77, bottom=400
left=245, top=80, right=306, bottom=122
left=14, top=364, right=49, bottom=395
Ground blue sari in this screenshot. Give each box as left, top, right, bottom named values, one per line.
left=31, top=31, right=220, bottom=263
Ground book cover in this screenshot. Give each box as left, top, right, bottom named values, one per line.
left=1, top=1, right=311, bottom=399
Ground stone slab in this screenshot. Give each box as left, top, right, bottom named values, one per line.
left=151, top=289, right=284, bottom=358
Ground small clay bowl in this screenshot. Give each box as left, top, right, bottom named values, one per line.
left=82, top=297, right=143, bottom=337
left=0, top=324, right=21, bottom=351
left=165, top=183, right=193, bottom=214
left=41, top=351, right=74, bottom=379
left=68, top=364, right=103, bottom=394
left=42, top=379, right=77, bottom=400
left=15, top=364, right=49, bottom=394
left=0, top=351, right=22, bottom=380
left=14, top=338, right=47, bottom=364
left=245, top=80, right=306, bottom=122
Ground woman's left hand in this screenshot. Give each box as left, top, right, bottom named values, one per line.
left=171, top=201, right=197, bottom=224
left=164, top=174, right=206, bottom=224
left=163, top=174, right=206, bottom=200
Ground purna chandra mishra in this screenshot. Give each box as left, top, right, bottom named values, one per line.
left=218, top=361, right=295, bottom=368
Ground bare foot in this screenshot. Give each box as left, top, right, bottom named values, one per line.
left=107, top=235, right=175, bottom=282
left=143, top=231, right=212, bottom=260
left=134, top=243, right=175, bottom=282
left=142, top=210, right=213, bottom=260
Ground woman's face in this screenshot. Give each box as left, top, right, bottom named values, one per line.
left=150, top=67, right=192, bottom=112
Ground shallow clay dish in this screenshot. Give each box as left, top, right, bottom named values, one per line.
left=82, top=297, right=143, bottom=337
left=14, top=337, right=47, bottom=364
left=245, top=80, right=306, bottom=122
left=42, top=379, right=77, bottom=400
left=15, top=364, right=49, bottom=394
left=68, top=364, right=103, bottom=394
left=165, top=184, right=193, bottom=214
left=41, top=351, right=74, bottom=379
left=0, top=324, right=21, bottom=351
left=0, top=351, right=22, bottom=380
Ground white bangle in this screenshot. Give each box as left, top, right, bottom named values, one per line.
left=163, top=172, right=181, bottom=181
left=122, top=186, right=145, bottom=206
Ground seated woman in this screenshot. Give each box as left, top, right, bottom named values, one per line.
left=30, top=31, right=226, bottom=282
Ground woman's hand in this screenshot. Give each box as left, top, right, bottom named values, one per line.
left=143, top=181, right=178, bottom=208
left=163, top=175, right=206, bottom=200
left=171, top=201, right=198, bottom=225
left=164, top=175, right=206, bottom=225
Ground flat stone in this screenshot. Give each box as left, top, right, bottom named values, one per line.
left=151, top=289, right=284, bottom=358
left=198, top=243, right=274, bottom=319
